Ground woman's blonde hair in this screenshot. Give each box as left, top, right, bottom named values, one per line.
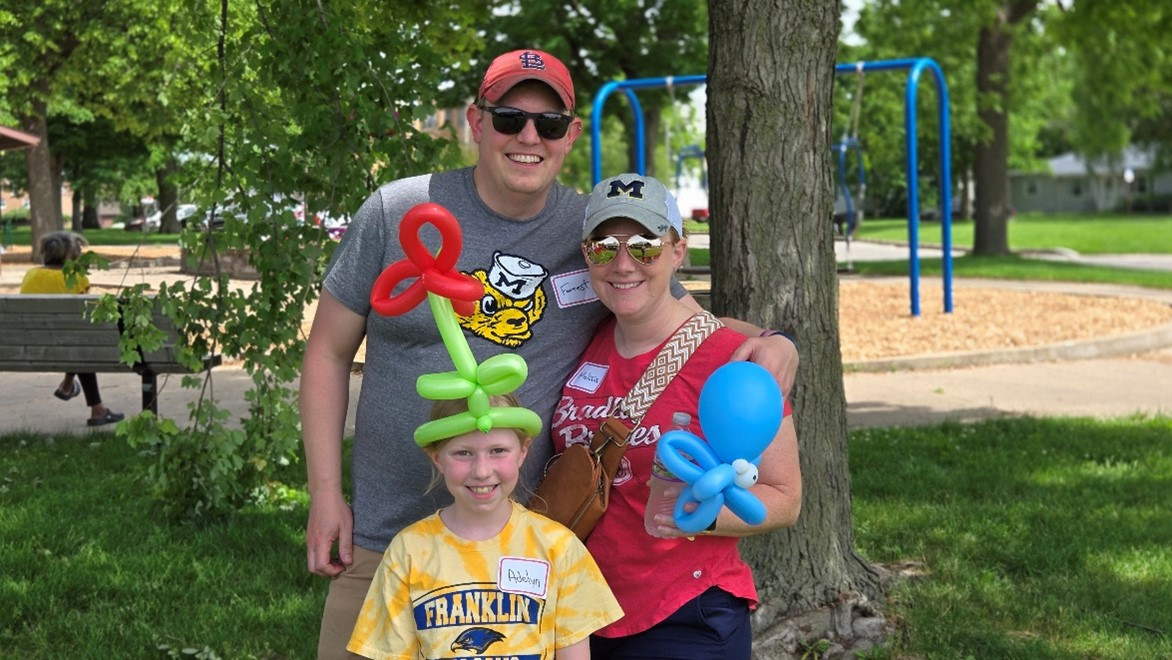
left=39, top=231, right=87, bottom=266
left=421, top=393, right=533, bottom=494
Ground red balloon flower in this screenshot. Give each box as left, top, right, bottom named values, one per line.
left=370, top=203, right=484, bottom=317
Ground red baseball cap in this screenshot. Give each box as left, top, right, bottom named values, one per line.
left=478, top=50, right=575, bottom=112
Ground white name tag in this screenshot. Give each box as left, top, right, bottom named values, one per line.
left=498, top=557, right=549, bottom=598
left=551, top=269, right=597, bottom=308
left=567, top=362, right=607, bottom=393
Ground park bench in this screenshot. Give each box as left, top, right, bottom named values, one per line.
left=0, top=294, right=221, bottom=415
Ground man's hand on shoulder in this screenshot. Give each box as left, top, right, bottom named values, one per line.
left=730, top=332, right=799, bottom=396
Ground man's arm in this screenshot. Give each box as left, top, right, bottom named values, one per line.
left=300, top=290, right=367, bottom=577
left=679, top=294, right=800, bottom=395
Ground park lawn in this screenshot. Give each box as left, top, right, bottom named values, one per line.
left=685, top=249, right=1171, bottom=291
left=686, top=213, right=1172, bottom=255
left=2, top=416, right=1170, bottom=657
left=849, top=254, right=1172, bottom=290
left=2, top=224, right=180, bottom=247
left=851, top=416, right=1172, bottom=658
left=854, top=212, right=1172, bottom=255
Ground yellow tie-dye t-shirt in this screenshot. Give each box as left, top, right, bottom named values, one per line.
left=348, top=501, right=622, bottom=660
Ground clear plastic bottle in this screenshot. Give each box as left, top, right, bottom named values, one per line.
left=644, top=411, right=692, bottom=537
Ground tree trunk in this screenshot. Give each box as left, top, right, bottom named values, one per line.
left=51, top=151, right=65, bottom=230
left=82, top=187, right=101, bottom=230
left=21, top=100, right=56, bottom=263
left=72, top=188, right=85, bottom=231
left=643, top=108, right=661, bottom=179
left=157, top=158, right=181, bottom=233
left=708, top=0, right=883, bottom=654
left=973, top=1, right=1037, bottom=256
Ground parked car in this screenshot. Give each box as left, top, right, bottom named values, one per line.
left=144, top=203, right=198, bottom=231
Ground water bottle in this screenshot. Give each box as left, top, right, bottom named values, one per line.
left=644, top=411, right=692, bottom=537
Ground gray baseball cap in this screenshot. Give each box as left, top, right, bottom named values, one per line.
left=583, top=173, right=684, bottom=240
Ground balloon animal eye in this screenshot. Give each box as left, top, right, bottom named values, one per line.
left=732, top=459, right=759, bottom=489
left=480, top=295, right=498, bottom=315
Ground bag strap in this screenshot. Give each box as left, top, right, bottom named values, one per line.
left=589, top=311, right=722, bottom=469
left=620, top=310, right=723, bottom=424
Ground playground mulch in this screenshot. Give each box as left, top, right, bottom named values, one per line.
left=836, top=279, right=1172, bottom=362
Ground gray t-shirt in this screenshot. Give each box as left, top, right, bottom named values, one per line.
left=325, top=167, right=620, bottom=552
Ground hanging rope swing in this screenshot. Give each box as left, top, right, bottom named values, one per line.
left=835, top=62, right=867, bottom=240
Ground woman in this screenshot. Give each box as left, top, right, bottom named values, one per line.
left=19, top=231, right=124, bottom=427
left=548, top=174, right=802, bottom=658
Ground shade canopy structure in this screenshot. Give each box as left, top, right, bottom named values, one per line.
left=0, top=125, right=38, bottom=152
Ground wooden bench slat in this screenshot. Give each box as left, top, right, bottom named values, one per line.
left=0, top=294, right=221, bottom=414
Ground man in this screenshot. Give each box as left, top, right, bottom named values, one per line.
left=300, top=49, right=798, bottom=659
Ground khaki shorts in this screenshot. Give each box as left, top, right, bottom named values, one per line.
left=316, top=544, right=383, bottom=660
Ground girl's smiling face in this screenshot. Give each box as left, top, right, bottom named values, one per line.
left=429, top=428, right=528, bottom=520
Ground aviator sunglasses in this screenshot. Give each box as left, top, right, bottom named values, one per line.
left=479, top=105, right=574, bottom=140
left=582, top=234, right=666, bottom=266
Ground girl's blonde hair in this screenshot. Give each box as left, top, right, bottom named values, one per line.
left=422, top=393, right=533, bottom=494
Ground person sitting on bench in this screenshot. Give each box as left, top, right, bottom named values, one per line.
left=19, top=231, right=124, bottom=427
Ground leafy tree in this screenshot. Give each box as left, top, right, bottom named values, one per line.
left=102, top=0, right=489, bottom=519
left=1054, top=0, right=1172, bottom=174
left=0, top=0, right=182, bottom=258
left=849, top=0, right=1063, bottom=227
left=709, top=0, right=884, bottom=654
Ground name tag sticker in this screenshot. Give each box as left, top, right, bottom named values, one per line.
left=498, top=557, right=550, bottom=598
left=551, top=269, right=597, bottom=308
left=567, top=362, right=607, bottom=393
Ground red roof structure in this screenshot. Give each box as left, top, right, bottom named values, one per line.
left=0, top=125, right=39, bottom=152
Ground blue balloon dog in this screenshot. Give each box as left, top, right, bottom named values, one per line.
left=655, top=361, right=783, bottom=534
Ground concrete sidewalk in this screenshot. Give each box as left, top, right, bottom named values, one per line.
left=4, top=344, right=1169, bottom=437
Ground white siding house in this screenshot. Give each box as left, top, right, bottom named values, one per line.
left=1009, top=146, right=1172, bottom=213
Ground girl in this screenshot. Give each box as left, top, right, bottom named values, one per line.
left=347, top=394, right=622, bottom=659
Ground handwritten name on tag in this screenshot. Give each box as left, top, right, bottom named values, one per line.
left=551, top=270, right=597, bottom=308
left=498, top=557, right=550, bottom=598
left=567, top=362, right=607, bottom=393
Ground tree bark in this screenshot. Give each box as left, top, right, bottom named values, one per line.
left=157, top=157, right=182, bottom=233
left=82, top=187, right=100, bottom=230
left=21, top=98, right=56, bottom=263
left=708, top=0, right=882, bottom=641
left=973, top=0, right=1038, bottom=256
left=73, top=188, right=85, bottom=231
left=51, top=151, right=65, bottom=230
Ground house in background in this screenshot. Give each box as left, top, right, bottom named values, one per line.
left=1009, top=146, right=1172, bottom=214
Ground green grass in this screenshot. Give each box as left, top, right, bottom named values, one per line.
left=855, top=213, right=1172, bottom=255
left=3, top=417, right=1169, bottom=657
left=2, top=224, right=180, bottom=247
left=0, top=432, right=322, bottom=658
left=850, top=254, right=1172, bottom=290
left=851, top=416, right=1172, bottom=658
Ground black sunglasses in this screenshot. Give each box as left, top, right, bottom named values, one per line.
left=480, top=105, right=574, bottom=140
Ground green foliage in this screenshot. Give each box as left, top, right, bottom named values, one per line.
left=1053, top=0, right=1172, bottom=163
left=93, top=0, right=489, bottom=521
